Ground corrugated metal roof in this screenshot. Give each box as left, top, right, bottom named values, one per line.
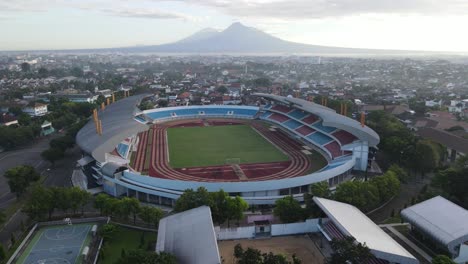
left=156, top=206, right=220, bottom=264
left=314, top=197, right=418, bottom=264
left=76, top=94, right=150, bottom=162
left=401, top=196, right=468, bottom=249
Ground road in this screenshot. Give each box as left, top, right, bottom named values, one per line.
left=0, top=135, right=81, bottom=249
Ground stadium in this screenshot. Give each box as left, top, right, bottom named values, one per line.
left=76, top=93, right=379, bottom=206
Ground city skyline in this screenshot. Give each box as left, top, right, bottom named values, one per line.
left=1, top=0, right=468, bottom=52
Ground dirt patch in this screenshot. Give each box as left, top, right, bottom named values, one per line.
left=218, top=235, right=324, bottom=264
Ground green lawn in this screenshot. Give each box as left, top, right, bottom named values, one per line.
left=167, top=125, right=289, bottom=168
left=100, top=227, right=156, bottom=264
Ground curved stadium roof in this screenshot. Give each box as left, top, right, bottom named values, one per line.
left=76, top=94, right=150, bottom=162
left=254, top=93, right=380, bottom=146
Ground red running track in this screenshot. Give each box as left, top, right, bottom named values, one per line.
left=130, top=119, right=312, bottom=182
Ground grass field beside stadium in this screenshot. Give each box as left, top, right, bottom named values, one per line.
left=167, top=125, right=289, bottom=168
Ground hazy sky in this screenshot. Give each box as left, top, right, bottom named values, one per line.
left=1, top=0, right=468, bottom=52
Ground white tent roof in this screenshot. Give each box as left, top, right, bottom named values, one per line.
left=401, top=196, right=468, bottom=250
left=156, top=206, right=220, bottom=264
left=314, top=197, right=418, bottom=264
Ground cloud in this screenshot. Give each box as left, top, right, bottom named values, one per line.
left=181, top=0, right=468, bottom=19
left=98, top=7, right=193, bottom=20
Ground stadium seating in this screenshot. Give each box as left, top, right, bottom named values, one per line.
left=322, top=221, right=345, bottom=240
left=301, top=114, right=319, bottom=124
left=312, top=121, right=337, bottom=133
left=134, top=116, right=146, bottom=123
left=288, top=109, right=309, bottom=120
left=146, top=111, right=172, bottom=119
left=260, top=112, right=271, bottom=119
left=145, top=107, right=257, bottom=120
left=307, top=132, right=333, bottom=146
left=268, top=113, right=290, bottom=123
left=324, top=141, right=342, bottom=158
left=295, top=125, right=316, bottom=136
left=117, top=143, right=129, bottom=158
left=332, top=130, right=357, bottom=145
left=271, top=104, right=292, bottom=113
left=283, top=119, right=302, bottom=130
left=263, top=104, right=272, bottom=109
left=232, top=109, right=259, bottom=116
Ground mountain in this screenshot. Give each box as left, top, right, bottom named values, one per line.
left=10, top=22, right=434, bottom=55
left=174, top=28, right=219, bottom=44
left=117, top=22, right=409, bottom=54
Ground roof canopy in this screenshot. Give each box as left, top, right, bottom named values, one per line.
left=156, top=206, right=220, bottom=264
left=314, top=197, right=418, bottom=264
left=76, top=94, right=150, bottom=162
left=401, top=196, right=468, bottom=252
left=254, top=93, right=380, bottom=146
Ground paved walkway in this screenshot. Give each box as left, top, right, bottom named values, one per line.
left=385, top=225, right=432, bottom=263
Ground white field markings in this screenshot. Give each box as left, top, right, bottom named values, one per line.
left=73, top=225, right=92, bottom=264
left=22, top=230, right=46, bottom=264
left=165, top=130, right=170, bottom=163
left=250, top=126, right=290, bottom=158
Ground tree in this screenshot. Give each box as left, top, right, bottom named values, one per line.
left=233, top=244, right=301, bottom=264
left=94, top=193, right=110, bottom=215
left=18, top=113, right=32, bottom=126
left=41, top=147, right=65, bottom=166
left=0, top=211, right=5, bottom=225
left=121, top=197, right=140, bottom=224
left=327, top=236, right=373, bottom=264
left=174, top=187, right=213, bottom=212
left=23, top=185, right=51, bottom=220
left=216, top=86, right=228, bottom=94
left=115, top=249, right=177, bottom=264
left=273, top=196, right=304, bottom=223
left=68, top=187, right=90, bottom=215
left=409, top=140, right=444, bottom=176
left=226, top=196, right=249, bottom=227
left=4, top=165, right=40, bottom=197
left=304, top=182, right=330, bottom=217
left=210, top=189, right=230, bottom=225
left=0, top=244, right=5, bottom=262
left=99, top=224, right=118, bottom=241
left=50, top=136, right=75, bottom=151
left=21, top=62, right=30, bottom=72
left=432, top=255, right=456, bottom=264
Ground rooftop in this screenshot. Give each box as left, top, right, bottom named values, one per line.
left=314, top=197, right=418, bottom=264
left=75, top=94, right=150, bottom=162
left=156, top=206, right=220, bottom=264
left=401, top=196, right=468, bottom=247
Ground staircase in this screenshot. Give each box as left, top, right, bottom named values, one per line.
left=231, top=164, right=248, bottom=181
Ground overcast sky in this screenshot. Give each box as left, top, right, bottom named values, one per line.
left=1, top=0, right=467, bottom=52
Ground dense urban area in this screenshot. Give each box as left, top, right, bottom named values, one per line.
left=1, top=53, right=468, bottom=264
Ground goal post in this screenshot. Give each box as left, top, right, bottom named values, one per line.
left=225, top=158, right=241, bottom=165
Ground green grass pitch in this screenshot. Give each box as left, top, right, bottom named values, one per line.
left=167, top=125, right=289, bottom=168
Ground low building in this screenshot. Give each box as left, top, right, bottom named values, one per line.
left=0, top=113, right=18, bottom=126
left=314, top=197, right=419, bottom=264
left=23, top=102, right=48, bottom=117
left=40, top=121, right=55, bottom=136
left=156, top=206, right=220, bottom=264
left=416, top=127, right=468, bottom=162
left=401, top=196, right=468, bottom=263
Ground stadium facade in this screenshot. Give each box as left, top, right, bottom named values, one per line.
left=76, top=93, right=379, bottom=205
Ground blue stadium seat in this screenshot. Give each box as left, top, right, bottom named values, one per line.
left=146, top=111, right=172, bottom=119
left=312, top=121, right=337, bottom=133
left=117, top=143, right=129, bottom=158
left=288, top=109, right=309, bottom=120
left=233, top=109, right=258, bottom=117
left=260, top=112, right=271, bottom=119
left=307, top=132, right=333, bottom=145
left=283, top=119, right=302, bottom=130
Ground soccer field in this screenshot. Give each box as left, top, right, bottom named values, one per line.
left=167, top=125, right=289, bottom=168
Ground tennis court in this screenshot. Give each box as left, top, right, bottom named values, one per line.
left=17, top=223, right=93, bottom=264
